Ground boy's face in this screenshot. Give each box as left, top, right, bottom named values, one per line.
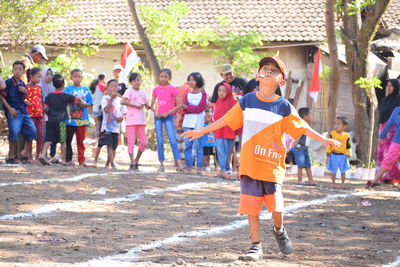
left=130, top=77, right=142, bottom=89
left=220, top=72, right=234, bottom=83
left=31, top=71, right=42, bottom=84
left=12, top=64, right=24, bottom=79
left=217, top=85, right=227, bottom=99
left=303, top=113, right=312, bottom=124
left=71, top=71, right=83, bottom=86
left=108, top=81, right=118, bottom=95
left=256, top=62, right=285, bottom=89
left=334, top=119, right=347, bottom=132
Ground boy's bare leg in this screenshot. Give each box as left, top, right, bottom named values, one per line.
left=297, top=168, right=303, bottom=182
left=60, top=142, right=67, bottom=163
left=331, top=173, right=336, bottom=184
left=204, top=155, right=210, bottom=168
left=93, top=147, right=101, bottom=166
left=272, top=211, right=283, bottom=229
left=341, top=173, right=346, bottom=184
left=248, top=215, right=260, bottom=243
left=8, top=141, right=16, bottom=159
left=305, top=167, right=314, bottom=183
left=39, top=141, right=52, bottom=158
left=23, top=141, right=33, bottom=161
left=106, top=146, right=114, bottom=168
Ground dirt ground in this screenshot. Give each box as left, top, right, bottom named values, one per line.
left=0, top=145, right=399, bottom=267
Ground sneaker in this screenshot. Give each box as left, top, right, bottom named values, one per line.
left=128, top=164, right=135, bottom=171
left=273, top=227, right=293, bottom=254
left=238, top=244, right=263, bottom=261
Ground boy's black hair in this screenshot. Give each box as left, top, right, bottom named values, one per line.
left=27, top=67, right=41, bottom=81
left=159, top=68, right=172, bottom=79
left=107, top=79, right=118, bottom=86
left=70, top=68, right=82, bottom=76
left=298, top=107, right=311, bottom=119
left=52, top=74, right=65, bottom=89
left=336, top=116, right=348, bottom=126
left=129, top=72, right=141, bottom=83
left=98, top=74, right=106, bottom=80
left=187, top=72, right=205, bottom=88
left=12, top=60, right=25, bottom=71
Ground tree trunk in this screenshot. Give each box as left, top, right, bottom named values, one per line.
left=325, top=0, right=340, bottom=131
left=341, top=0, right=392, bottom=165
left=127, top=0, right=161, bottom=84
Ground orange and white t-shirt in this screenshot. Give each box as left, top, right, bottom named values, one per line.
left=223, top=93, right=309, bottom=184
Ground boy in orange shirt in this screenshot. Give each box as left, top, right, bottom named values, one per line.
left=183, top=56, right=339, bottom=261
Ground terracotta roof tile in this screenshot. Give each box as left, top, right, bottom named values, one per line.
left=0, top=0, right=399, bottom=46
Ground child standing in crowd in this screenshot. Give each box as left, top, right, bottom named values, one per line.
left=0, top=61, right=37, bottom=164
left=292, top=107, right=316, bottom=186
left=121, top=73, right=149, bottom=171
left=39, top=75, right=77, bottom=166
left=182, top=72, right=207, bottom=171
left=150, top=69, right=184, bottom=172
left=202, top=111, right=217, bottom=171
left=183, top=56, right=338, bottom=261
left=212, top=82, right=236, bottom=180
left=25, top=67, right=44, bottom=161
left=368, top=106, right=400, bottom=187
left=64, top=69, right=93, bottom=166
left=98, top=79, right=126, bottom=168
left=326, top=116, right=352, bottom=185
left=175, top=82, right=192, bottom=165
left=40, top=67, right=57, bottom=160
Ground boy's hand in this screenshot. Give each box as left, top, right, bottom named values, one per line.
left=18, top=86, right=26, bottom=94
left=323, top=138, right=340, bottom=147
left=182, top=129, right=205, bottom=141
left=154, top=112, right=160, bottom=118
left=8, top=107, right=18, bottom=117
left=24, top=99, right=30, bottom=106
left=116, top=117, right=123, bottom=122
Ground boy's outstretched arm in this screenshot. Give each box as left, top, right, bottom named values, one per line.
left=181, top=118, right=227, bottom=141
left=304, top=128, right=340, bottom=147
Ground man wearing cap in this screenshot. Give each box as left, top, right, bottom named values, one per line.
left=210, top=64, right=247, bottom=103
left=113, top=64, right=128, bottom=96
left=21, top=45, right=48, bottom=84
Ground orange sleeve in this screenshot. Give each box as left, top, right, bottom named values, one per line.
left=283, top=113, right=309, bottom=140
left=222, top=103, right=244, bottom=131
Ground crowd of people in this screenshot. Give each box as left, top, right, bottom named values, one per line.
left=1, top=45, right=399, bottom=261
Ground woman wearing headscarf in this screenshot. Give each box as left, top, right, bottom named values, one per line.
left=376, top=79, right=400, bottom=184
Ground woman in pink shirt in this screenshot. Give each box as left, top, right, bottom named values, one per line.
left=150, top=69, right=185, bottom=172
left=121, top=73, right=149, bottom=171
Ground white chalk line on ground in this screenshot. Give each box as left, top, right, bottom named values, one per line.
left=0, top=181, right=233, bottom=220
left=0, top=171, right=130, bottom=187
left=382, top=256, right=400, bottom=267
left=82, top=189, right=400, bottom=265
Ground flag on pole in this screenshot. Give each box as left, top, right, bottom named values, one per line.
left=120, top=42, right=140, bottom=82
left=309, top=48, right=322, bottom=103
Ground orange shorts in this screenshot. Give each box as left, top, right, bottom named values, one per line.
left=239, top=175, right=284, bottom=215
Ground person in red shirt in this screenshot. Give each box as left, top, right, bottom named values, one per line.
left=25, top=67, right=44, bottom=161
left=183, top=56, right=340, bottom=261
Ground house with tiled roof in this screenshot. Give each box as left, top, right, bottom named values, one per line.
left=1, top=0, right=400, bottom=132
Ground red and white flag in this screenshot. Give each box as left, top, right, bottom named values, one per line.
left=309, top=48, right=322, bottom=103
left=120, top=42, right=140, bottom=82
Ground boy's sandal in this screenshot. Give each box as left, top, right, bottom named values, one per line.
left=308, top=182, right=317, bottom=186
left=49, top=158, right=61, bottom=165
left=21, top=156, right=31, bottom=164
left=221, top=172, right=233, bottom=180
left=158, top=166, right=165, bottom=172
left=5, top=158, right=18, bottom=164
left=38, top=157, right=50, bottom=166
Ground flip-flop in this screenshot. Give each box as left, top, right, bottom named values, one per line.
left=366, top=181, right=381, bottom=188
left=39, top=157, right=50, bottom=166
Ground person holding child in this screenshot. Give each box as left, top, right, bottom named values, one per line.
left=121, top=73, right=149, bottom=171
left=149, top=69, right=185, bottom=172
left=183, top=56, right=339, bottom=261
left=64, top=69, right=93, bottom=166
left=39, top=74, right=78, bottom=166
left=25, top=67, right=44, bottom=161
left=0, top=61, right=37, bottom=164
left=182, top=72, right=207, bottom=171
left=326, top=116, right=352, bottom=185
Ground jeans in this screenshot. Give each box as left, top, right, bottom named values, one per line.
left=155, top=115, right=181, bottom=162
left=215, top=138, right=234, bottom=172
left=184, top=127, right=204, bottom=168
left=6, top=111, right=37, bottom=141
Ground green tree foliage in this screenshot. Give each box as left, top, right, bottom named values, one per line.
left=0, top=0, right=73, bottom=49
left=136, top=2, right=214, bottom=69
left=211, top=16, right=272, bottom=79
